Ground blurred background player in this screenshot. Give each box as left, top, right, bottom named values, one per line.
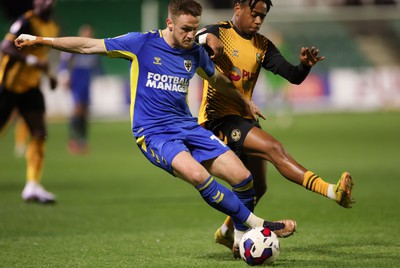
left=0, top=109, right=31, bottom=157
left=13, top=114, right=30, bottom=157
left=0, top=0, right=59, bottom=203
left=15, top=0, right=296, bottom=254
left=58, top=24, right=103, bottom=154
left=195, top=0, right=354, bottom=250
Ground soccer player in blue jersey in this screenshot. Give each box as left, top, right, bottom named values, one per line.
left=58, top=24, right=103, bottom=154
left=14, top=0, right=296, bottom=256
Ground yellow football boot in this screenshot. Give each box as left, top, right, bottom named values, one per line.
left=335, top=172, right=355, bottom=208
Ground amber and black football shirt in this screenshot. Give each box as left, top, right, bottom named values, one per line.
left=196, top=21, right=310, bottom=124
left=0, top=11, right=59, bottom=93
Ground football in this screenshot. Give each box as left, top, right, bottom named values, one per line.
left=239, top=227, right=280, bottom=266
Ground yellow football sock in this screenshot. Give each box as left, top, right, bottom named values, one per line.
left=26, top=138, right=45, bottom=183
left=224, top=216, right=234, bottom=230
left=303, top=171, right=329, bottom=197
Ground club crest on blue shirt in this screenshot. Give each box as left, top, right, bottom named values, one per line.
left=184, top=60, right=192, bottom=72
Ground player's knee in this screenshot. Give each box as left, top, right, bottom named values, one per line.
left=239, top=166, right=253, bottom=180
left=225, top=170, right=251, bottom=186
left=31, top=129, right=47, bottom=140
left=271, top=140, right=284, bottom=153
left=262, top=140, right=286, bottom=160
left=191, top=171, right=212, bottom=186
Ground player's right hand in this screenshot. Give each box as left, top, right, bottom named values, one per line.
left=205, top=33, right=224, bottom=60
left=299, top=47, right=325, bottom=67
left=14, top=34, right=39, bottom=49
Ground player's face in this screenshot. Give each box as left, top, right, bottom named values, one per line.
left=235, top=1, right=267, bottom=36
left=79, top=25, right=94, bottom=38
left=169, top=14, right=200, bottom=49
left=34, top=0, right=55, bottom=19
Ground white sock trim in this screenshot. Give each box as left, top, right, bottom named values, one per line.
left=327, top=184, right=335, bottom=199
left=234, top=229, right=247, bottom=246
left=245, top=212, right=264, bottom=228
left=220, top=223, right=229, bottom=236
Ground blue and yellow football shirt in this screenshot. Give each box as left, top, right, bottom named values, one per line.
left=104, top=30, right=215, bottom=137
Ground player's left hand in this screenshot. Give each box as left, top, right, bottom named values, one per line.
left=299, top=47, right=325, bottom=67
left=244, top=100, right=266, bottom=121
left=206, top=34, right=224, bottom=59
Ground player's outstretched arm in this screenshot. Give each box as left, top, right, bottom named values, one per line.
left=15, top=34, right=107, bottom=55
left=197, top=68, right=266, bottom=120
left=14, top=34, right=54, bottom=48
left=198, top=32, right=224, bottom=59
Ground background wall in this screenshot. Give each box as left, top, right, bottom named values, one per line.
left=1, top=0, right=399, bottom=119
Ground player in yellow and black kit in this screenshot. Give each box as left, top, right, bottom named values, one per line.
left=196, top=0, right=354, bottom=252
left=0, top=0, right=59, bottom=203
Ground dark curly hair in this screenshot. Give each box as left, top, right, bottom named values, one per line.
left=234, top=0, right=273, bottom=12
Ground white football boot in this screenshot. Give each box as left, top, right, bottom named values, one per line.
left=21, top=181, right=56, bottom=204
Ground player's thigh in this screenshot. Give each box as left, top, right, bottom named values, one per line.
left=171, top=151, right=210, bottom=186
left=0, top=88, right=17, bottom=130
left=136, top=133, right=211, bottom=186
left=18, top=89, right=46, bottom=138
left=136, top=136, right=183, bottom=175
left=243, top=127, right=283, bottom=160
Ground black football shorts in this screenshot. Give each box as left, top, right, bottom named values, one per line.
left=205, top=115, right=261, bottom=159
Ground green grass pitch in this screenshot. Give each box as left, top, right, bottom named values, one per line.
left=1, top=112, right=399, bottom=267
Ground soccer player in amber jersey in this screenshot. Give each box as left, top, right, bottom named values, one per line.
left=15, top=0, right=296, bottom=255
left=0, top=0, right=59, bottom=203
left=195, top=0, right=354, bottom=250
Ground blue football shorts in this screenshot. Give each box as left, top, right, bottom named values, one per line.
left=135, top=121, right=230, bottom=174
left=71, top=70, right=90, bottom=105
